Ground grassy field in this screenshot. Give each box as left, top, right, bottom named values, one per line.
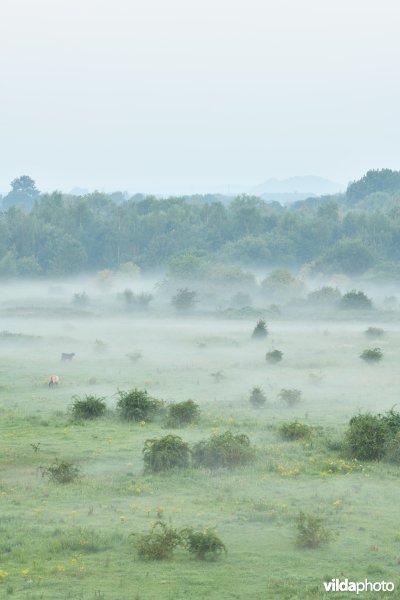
left=1, top=283, right=400, bottom=599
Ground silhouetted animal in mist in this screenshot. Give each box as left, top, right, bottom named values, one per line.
left=48, top=375, right=60, bottom=387
left=61, top=353, right=75, bottom=361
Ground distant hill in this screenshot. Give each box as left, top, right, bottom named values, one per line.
left=250, top=176, right=343, bottom=203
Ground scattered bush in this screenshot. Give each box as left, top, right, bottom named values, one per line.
left=40, top=459, right=80, bottom=484
left=346, top=413, right=389, bottom=460
left=307, top=286, right=341, bottom=305
left=365, top=326, right=385, bottom=339
left=135, top=521, right=182, bottom=560
left=71, top=395, right=107, bottom=420
left=171, top=288, right=196, bottom=311
left=192, top=431, right=255, bottom=469
left=181, top=528, right=226, bottom=560
left=279, top=388, right=302, bottom=407
left=339, top=290, right=372, bottom=310
left=383, top=433, right=400, bottom=464
left=126, top=351, right=142, bottom=363
left=117, top=388, right=163, bottom=422
left=249, top=387, right=267, bottom=408
left=278, top=421, right=312, bottom=440
left=296, top=511, right=333, bottom=549
left=143, top=435, right=191, bottom=472
left=360, top=347, right=383, bottom=363
left=252, top=319, right=268, bottom=339
left=265, top=349, right=283, bottom=364
left=166, top=400, right=200, bottom=428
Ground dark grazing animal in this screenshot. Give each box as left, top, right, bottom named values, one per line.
left=49, top=375, right=60, bottom=387
left=61, top=352, right=75, bottom=361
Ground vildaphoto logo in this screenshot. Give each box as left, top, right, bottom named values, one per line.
left=323, top=579, right=395, bottom=594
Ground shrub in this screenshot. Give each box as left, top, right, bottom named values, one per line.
left=116, top=388, right=162, bottom=422
left=360, top=347, right=383, bottom=363
left=192, top=431, right=255, bottom=469
left=384, top=433, right=400, bottom=464
left=296, top=511, right=333, bottom=549
left=249, top=387, right=267, bottom=408
left=135, top=521, right=182, bottom=560
left=279, top=388, right=302, bottom=407
left=307, top=286, right=341, bottom=305
left=166, top=400, right=200, bottom=428
left=252, top=319, right=268, bottom=339
left=346, top=413, right=389, bottom=460
left=380, top=408, right=400, bottom=436
left=365, top=326, right=385, bottom=339
left=181, top=528, right=226, bottom=560
left=72, top=292, right=89, bottom=306
left=265, top=349, right=283, bottom=364
left=339, top=290, right=372, bottom=310
left=143, top=435, right=191, bottom=472
left=278, top=421, right=312, bottom=440
left=40, top=459, right=80, bottom=484
left=171, top=288, right=196, bottom=311
left=71, top=395, right=107, bottom=420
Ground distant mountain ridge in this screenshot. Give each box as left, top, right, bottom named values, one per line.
left=249, top=176, right=344, bottom=200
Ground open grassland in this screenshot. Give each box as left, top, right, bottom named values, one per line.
left=1, top=284, right=400, bottom=599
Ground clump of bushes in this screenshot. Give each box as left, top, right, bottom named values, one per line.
left=252, top=319, right=268, bottom=339
left=40, top=459, right=80, bottom=484
left=307, top=286, right=341, bottom=305
left=117, top=388, right=163, bottom=422
left=143, top=435, right=191, bottom=473
left=296, top=511, right=333, bottom=549
left=365, top=326, right=385, bottom=339
left=135, top=521, right=182, bottom=560
left=279, top=388, right=302, bottom=407
left=171, top=288, right=196, bottom=311
left=360, top=347, right=383, bottom=363
left=278, top=421, right=312, bottom=440
left=70, top=395, right=107, bottom=420
left=339, top=290, right=372, bottom=310
left=181, top=527, right=227, bottom=560
left=249, top=387, right=267, bottom=408
left=166, top=400, right=201, bottom=428
left=345, top=409, right=400, bottom=461
left=192, top=431, right=255, bottom=469
left=265, top=349, right=283, bottom=364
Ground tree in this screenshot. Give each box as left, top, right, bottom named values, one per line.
left=3, top=176, right=40, bottom=211
left=171, top=288, right=196, bottom=311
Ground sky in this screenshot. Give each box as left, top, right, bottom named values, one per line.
left=1, top=0, right=400, bottom=195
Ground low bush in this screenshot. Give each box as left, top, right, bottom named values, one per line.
left=249, top=387, right=267, bottom=408
left=117, top=388, right=163, bottom=422
left=278, top=421, right=312, bottom=440
left=360, top=347, right=383, bottom=363
left=383, top=434, right=400, bottom=464
left=40, top=459, right=80, bottom=484
left=265, top=349, right=283, bottom=364
left=279, top=388, right=302, bottom=407
left=339, top=290, right=372, bottom=310
left=252, top=319, right=268, bottom=339
left=71, top=395, right=107, bottom=420
left=346, top=413, right=389, bottom=460
left=143, top=435, right=191, bottom=472
left=135, top=521, right=182, bottom=560
left=181, top=527, right=226, bottom=560
left=296, top=511, right=333, bottom=549
left=166, top=400, right=200, bottom=428
left=365, top=326, right=385, bottom=339
left=192, top=431, right=255, bottom=469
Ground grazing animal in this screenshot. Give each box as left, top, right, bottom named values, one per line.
left=48, top=375, right=60, bottom=387
left=61, top=352, right=75, bottom=361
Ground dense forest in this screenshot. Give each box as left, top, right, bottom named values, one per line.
left=1, top=169, right=400, bottom=279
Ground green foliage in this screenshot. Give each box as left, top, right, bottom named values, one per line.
left=192, top=431, right=255, bottom=469
left=307, top=286, right=341, bottom=305
left=317, top=239, right=374, bottom=275
left=383, top=433, right=400, bottom=464
left=135, top=521, right=182, bottom=560
left=40, top=459, right=80, bottom=484
left=360, top=347, right=383, bottom=363
left=365, top=326, right=385, bottom=339
left=181, top=527, right=227, bottom=560
left=265, top=349, right=283, bottom=364
left=279, top=389, right=302, bottom=407
left=278, top=421, right=312, bottom=440
left=346, top=413, right=389, bottom=460
left=116, top=388, right=162, bottom=422
left=339, top=290, right=372, bottom=310
left=143, top=435, right=191, bottom=472
left=249, top=387, right=267, bottom=407
left=347, top=169, right=400, bottom=202
left=120, top=289, right=153, bottom=309
left=296, top=511, right=333, bottom=549
left=171, top=288, right=197, bottom=311
left=166, top=400, right=201, bottom=428
left=252, top=319, right=268, bottom=339
left=71, top=395, right=107, bottom=420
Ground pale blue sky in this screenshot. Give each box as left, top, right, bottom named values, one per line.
left=1, top=0, right=399, bottom=195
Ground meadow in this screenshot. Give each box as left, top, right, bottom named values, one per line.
left=1, top=278, right=400, bottom=599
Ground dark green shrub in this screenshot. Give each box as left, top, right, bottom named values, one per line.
left=116, top=388, right=162, bottom=422
left=252, top=319, right=268, bottom=339
left=380, top=408, right=400, bottom=435
left=181, top=527, right=226, bottom=560
left=171, top=288, right=196, bottom=311
left=307, top=286, right=341, bottom=305
left=384, top=433, right=400, bottom=464
left=40, top=459, right=80, bottom=484
left=71, top=395, right=107, bottom=420
left=360, top=347, right=383, bottom=363
left=143, top=435, right=191, bottom=472
left=279, top=388, right=302, bottom=407
left=296, top=511, right=333, bottom=549
left=192, top=431, right=255, bottom=469
left=135, top=521, right=182, bottom=560
left=339, top=290, right=372, bottom=310
left=365, top=326, right=385, bottom=339
left=278, top=421, right=312, bottom=440
left=265, top=349, right=283, bottom=364
left=166, top=400, right=200, bottom=428
left=249, top=387, right=267, bottom=408
left=346, top=413, right=389, bottom=460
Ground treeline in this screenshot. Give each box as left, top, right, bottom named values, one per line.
left=1, top=170, right=400, bottom=278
